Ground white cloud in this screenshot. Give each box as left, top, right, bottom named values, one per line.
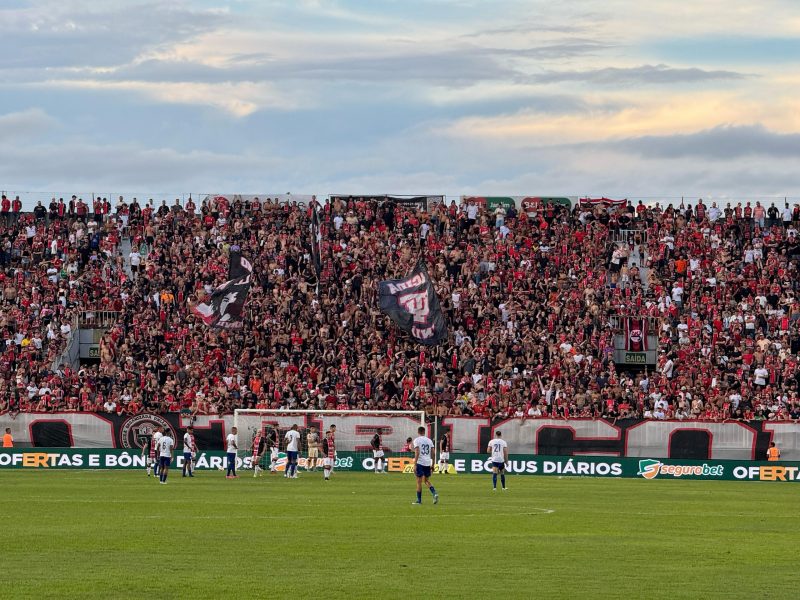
left=34, top=79, right=309, bottom=117
left=0, top=108, right=57, bottom=140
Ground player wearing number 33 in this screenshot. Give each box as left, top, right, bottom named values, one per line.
left=488, top=431, right=508, bottom=491
left=412, top=426, right=438, bottom=505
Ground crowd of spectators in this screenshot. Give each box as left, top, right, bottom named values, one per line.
left=2, top=191, right=800, bottom=423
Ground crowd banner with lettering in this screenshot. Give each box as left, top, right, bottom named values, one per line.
left=202, top=194, right=315, bottom=207
left=2, top=449, right=799, bottom=482
left=462, top=196, right=576, bottom=214
left=330, top=195, right=445, bottom=211
left=378, top=260, right=448, bottom=345
left=2, top=415, right=800, bottom=461
left=579, top=197, right=627, bottom=207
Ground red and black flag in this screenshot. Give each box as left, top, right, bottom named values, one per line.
left=309, top=199, right=322, bottom=287
left=378, top=260, right=447, bottom=345
left=191, top=251, right=253, bottom=329
left=625, top=317, right=648, bottom=352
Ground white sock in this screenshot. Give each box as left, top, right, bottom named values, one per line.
left=324, top=469, right=330, bottom=479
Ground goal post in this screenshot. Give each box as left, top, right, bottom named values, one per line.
left=233, top=409, right=433, bottom=472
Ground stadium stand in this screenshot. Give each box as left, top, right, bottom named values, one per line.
left=1, top=194, right=800, bottom=422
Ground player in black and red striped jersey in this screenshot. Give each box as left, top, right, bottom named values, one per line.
left=251, top=429, right=266, bottom=477
left=322, top=425, right=336, bottom=481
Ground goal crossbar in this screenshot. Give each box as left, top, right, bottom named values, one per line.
left=233, top=409, right=428, bottom=455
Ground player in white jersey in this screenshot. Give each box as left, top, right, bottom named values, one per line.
left=158, top=432, right=175, bottom=484
left=182, top=426, right=196, bottom=478
left=284, top=424, right=301, bottom=479
left=225, top=427, right=239, bottom=479
left=487, top=431, right=509, bottom=491
left=147, top=427, right=163, bottom=478
left=412, top=426, right=439, bottom=505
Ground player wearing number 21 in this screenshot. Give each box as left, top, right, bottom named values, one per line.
left=488, top=431, right=508, bottom=491
left=412, top=426, right=438, bottom=505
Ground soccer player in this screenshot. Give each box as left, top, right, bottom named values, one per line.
left=371, top=428, right=386, bottom=474
left=147, top=426, right=163, bottom=478
left=158, top=430, right=175, bottom=484
left=322, top=428, right=335, bottom=481
left=226, top=426, right=239, bottom=479
left=412, top=426, right=438, bottom=505
left=284, top=424, right=301, bottom=479
left=182, top=426, right=196, bottom=478
left=266, top=426, right=279, bottom=474
left=488, top=430, right=509, bottom=491
left=251, top=428, right=266, bottom=477
left=306, top=426, right=321, bottom=472
left=438, top=431, right=451, bottom=475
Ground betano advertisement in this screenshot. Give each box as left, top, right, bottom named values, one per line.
left=2, top=449, right=798, bottom=482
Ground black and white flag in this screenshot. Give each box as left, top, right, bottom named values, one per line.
left=378, top=260, right=447, bottom=345
left=309, top=199, right=322, bottom=282
left=191, top=251, right=253, bottom=329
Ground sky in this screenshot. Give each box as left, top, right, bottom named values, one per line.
left=1, top=0, right=800, bottom=205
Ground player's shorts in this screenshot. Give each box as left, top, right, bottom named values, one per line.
left=440, top=452, right=450, bottom=461
left=373, top=450, right=385, bottom=458
left=415, top=464, right=432, bottom=478
left=323, top=457, right=333, bottom=468
left=492, top=461, right=506, bottom=471
left=308, top=448, right=320, bottom=458
left=184, top=452, right=192, bottom=462
left=270, top=447, right=279, bottom=459
left=287, top=451, right=298, bottom=463
left=251, top=453, right=261, bottom=464
left=159, top=456, right=171, bottom=468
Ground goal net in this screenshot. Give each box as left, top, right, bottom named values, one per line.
left=233, top=410, right=429, bottom=473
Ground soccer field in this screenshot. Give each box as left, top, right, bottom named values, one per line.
left=1, top=470, right=794, bottom=599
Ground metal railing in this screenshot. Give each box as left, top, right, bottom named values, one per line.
left=608, top=315, right=662, bottom=332
left=608, top=229, right=649, bottom=246
left=79, top=310, right=120, bottom=329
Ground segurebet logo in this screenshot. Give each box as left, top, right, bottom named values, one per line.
left=637, top=459, right=724, bottom=480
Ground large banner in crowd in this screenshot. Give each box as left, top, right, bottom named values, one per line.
left=190, top=251, right=253, bottom=329
left=202, top=194, right=315, bottom=206
left=378, top=261, right=448, bottom=345
left=330, top=195, right=445, bottom=211
left=462, top=196, right=576, bottom=214
left=2, top=415, right=800, bottom=461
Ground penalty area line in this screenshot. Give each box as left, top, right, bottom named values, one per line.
left=142, top=508, right=556, bottom=520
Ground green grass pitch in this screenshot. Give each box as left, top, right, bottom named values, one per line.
left=1, top=469, right=795, bottom=599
